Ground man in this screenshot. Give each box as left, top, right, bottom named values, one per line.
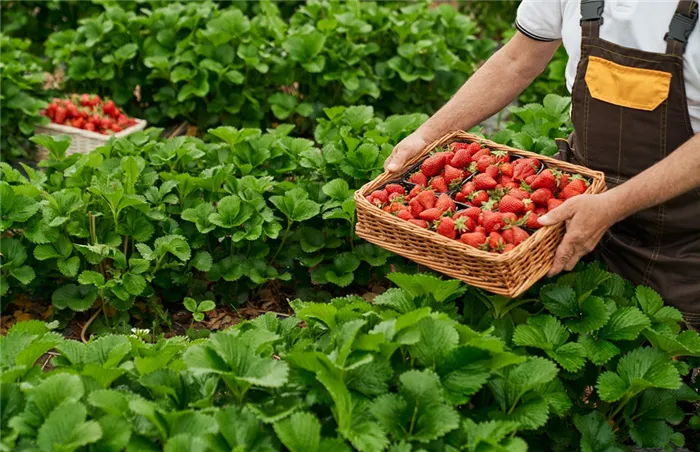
left=384, top=0, right=700, bottom=322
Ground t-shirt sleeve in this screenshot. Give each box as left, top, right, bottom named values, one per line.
left=515, top=0, right=563, bottom=42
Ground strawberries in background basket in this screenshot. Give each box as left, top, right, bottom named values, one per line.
left=41, top=94, right=138, bottom=135
left=366, top=140, right=592, bottom=254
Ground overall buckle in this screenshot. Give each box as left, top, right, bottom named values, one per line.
left=581, top=0, right=605, bottom=24
left=665, top=4, right=699, bottom=44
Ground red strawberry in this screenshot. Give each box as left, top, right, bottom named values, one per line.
left=386, top=184, right=405, bottom=195
left=488, top=231, right=505, bottom=250
left=530, top=169, right=557, bottom=190
left=388, top=192, right=403, bottom=202
left=451, top=142, right=470, bottom=151
left=547, top=198, right=564, bottom=211
left=461, top=231, right=487, bottom=248
left=493, top=150, right=510, bottom=164
left=54, top=106, right=67, bottom=123
left=463, top=206, right=482, bottom=223
left=410, top=172, right=428, bottom=187
left=409, top=219, right=428, bottom=228
left=437, top=217, right=458, bottom=239
left=419, top=208, right=443, bottom=222
left=467, top=142, right=482, bottom=155
left=450, top=149, right=471, bottom=169
left=387, top=203, right=404, bottom=214
left=558, top=172, right=571, bottom=190
left=461, top=181, right=476, bottom=196
left=502, top=226, right=529, bottom=245
left=472, top=148, right=491, bottom=161
left=476, top=155, right=492, bottom=173
left=526, top=212, right=541, bottom=229
left=452, top=213, right=476, bottom=232
left=525, top=175, right=537, bottom=186
left=431, top=176, right=449, bottom=193
left=485, top=165, right=499, bottom=179
left=502, top=212, right=518, bottom=225
left=103, top=99, right=117, bottom=117
left=90, top=115, right=101, bottom=126
left=444, top=165, right=465, bottom=185
left=65, top=102, right=79, bottom=118
left=535, top=206, right=548, bottom=216
left=513, top=159, right=539, bottom=181
left=70, top=117, right=85, bottom=129
left=80, top=94, right=92, bottom=106
left=370, top=190, right=388, bottom=204
left=470, top=191, right=489, bottom=207
left=499, top=175, right=514, bottom=186
left=499, top=195, right=524, bottom=214
left=503, top=244, right=516, bottom=253
left=505, top=182, right=521, bottom=190
left=474, top=225, right=486, bottom=234
left=455, top=192, right=467, bottom=203
left=84, top=122, right=96, bottom=132
left=500, top=162, right=514, bottom=177
left=417, top=190, right=436, bottom=209
left=421, top=154, right=447, bottom=177
left=408, top=185, right=422, bottom=199
left=474, top=174, right=498, bottom=191
left=436, top=193, right=456, bottom=213
left=523, top=199, right=535, bottom=213
left=559, top=178, right=588, bottom=199
left=481, top=211, right=504, bottom=232
left=508, top=188, right=530, bottom=200
left=397, top=210, right=413, bottom=221
left=530, top=188, right=553, bottom=205
left=409, top=199, right=425, bottom=217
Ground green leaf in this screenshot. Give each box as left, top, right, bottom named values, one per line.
left=1, top=182, right=40, bottom=230
left=30, top=135, right=71, bottom=160
left=574, top=411, right=625, bottom=452
left=123, top=273, right=146, bottom=296
left=181, top=203, right=217, bottom=234
left=154, top=235, right=191, bottom=261
left=177, top=69, right=210, bottom=102
left=184, top=297, right=197, bottom=313
left=57, top=256, right=80, bottom=277
left=579, top=334, right=620, bottom=365
left=274, top=412, right=320, bottom=452
left=37, top=401, right=102, bottom=452
left=599, top=307, right=650, bottom=341
left=52, top=284, right=97, bottom=311
left=322, top=179, right=351, bottom=201
left=460, top=419, right=527, bottom=452
left=9, top=265, right=35, bottom=285
left=540, top=284, right=578, bottom=318
left=209, top=195, right=254, bottom=229
left=198, top=300, right=216, bottom=312
left=283, top=31, right=326, bottom=62
left=270, top=188, right=320, bottom=223
left=596, top=347, right=681, bottom=402
left=78, top=271, right=105, bottom=288
left=566, top=296, right=610, bottom=334
left=191, top=251, right=213, bottom=272
left=513, top=315, right=586, bottom=372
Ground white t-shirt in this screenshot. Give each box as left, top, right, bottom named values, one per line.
left=516, top=0, right=700, bottom=132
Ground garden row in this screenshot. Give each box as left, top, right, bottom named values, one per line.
left=3, top=265, right=700, bottom=451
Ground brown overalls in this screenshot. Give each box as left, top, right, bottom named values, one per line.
left=556, top=0, right=700, bottom=322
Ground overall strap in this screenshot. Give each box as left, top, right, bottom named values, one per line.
left=581, top=0, right=604, bottom=38
left=666, top=0, right=698, bottom=55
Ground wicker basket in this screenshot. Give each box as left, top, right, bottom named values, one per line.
left=34, top=119, right=147, bottom=160
left=354, top=131, right=607, bottom=298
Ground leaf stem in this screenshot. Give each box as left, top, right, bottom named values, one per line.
left=270, top=219, right=293, bottom=263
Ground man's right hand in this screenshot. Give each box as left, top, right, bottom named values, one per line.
left=384, top=132, right=430, bottom=173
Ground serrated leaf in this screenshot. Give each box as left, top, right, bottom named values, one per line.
left=599, top=307, right=650, bottom=341
left=78, top=270, right=105, bottom=287
left=191, top=251, right=213, bottom=272
left=574, top=411, right=625, bottom=452
left=270, top=188, right=320, bottom=223
left=37, top=401, right=102, bottom=451
left=566, top=296, right=610, bottom=334
left=52, top=284, right=97, bottom=311
left=273, top=412, right=320, bottom=452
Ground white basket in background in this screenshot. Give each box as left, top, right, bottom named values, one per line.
left=34, top=118, right=147, bottom=160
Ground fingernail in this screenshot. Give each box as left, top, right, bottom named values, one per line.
left=538, top=215, right=549, bottom=225
left=387, top=163, right=398, bottom=172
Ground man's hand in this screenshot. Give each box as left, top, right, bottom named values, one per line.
left=538, top=193, right=620, bottom=277
left=384, top=132, right=430, bottom=173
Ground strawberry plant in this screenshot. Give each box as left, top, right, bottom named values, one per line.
left=0, top=35, right=50, bottom=161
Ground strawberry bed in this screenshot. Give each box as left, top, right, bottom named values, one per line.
left=355, top=131, right=606, bottom=297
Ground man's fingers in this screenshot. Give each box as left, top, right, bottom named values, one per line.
left=547, top=238, right=576, bottom=278
left=564, top=250, right=586, bottom=272
left=538, top=200, right=575, bottom=226
left=386, top=148, right=408, bottom=173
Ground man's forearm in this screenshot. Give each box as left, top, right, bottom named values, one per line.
left=416, top=33, right=561, bottom=143
left=605, top=133, right=700, bottom=220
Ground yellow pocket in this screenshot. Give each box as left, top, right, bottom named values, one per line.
left=585, top=56, right=671, bottom=111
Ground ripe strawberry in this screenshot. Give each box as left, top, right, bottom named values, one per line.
left=488, top=231, right=504, bottom=250
left=444, top=165, right=465, bottom=185
left=559, top=177, right=588, bottom=199
left=485, top=165, right=499, bottom=179
left=408, top=185, right=422, bottom=199
left=386, top=203, right=403, bottom=213
left=444, top=152, right=454, bottom=166
left=523, top=199, right=535, bottom=213
left=535, top=206, right=548, bottom=216
left=530, top=169, right=557, bottom=190
left=386, top=184, right=405, bottom=195
left=502, top=226, right=529, bottom=245
left=493, top=150, right=510, bottom=164
left=90, top=115, right=101, bottom=126
left=499, top=175, right=514, bottom=186
left=472, top=148, right=491, bottom=161
left=80, top=93, right=92, bottom=106
left=451, top=142, right=470, bottom=151
left=397, top=210, right=413, bottom=221
left=370, top=190, right=389, bottom=205
left=502, top=212, right=518, bottom=225
left=508, top=188, right=530, bottom=201
left=409, top=199, right=424, bottom=217
left=531, top=188, right=553, bottom=205
left=525, top=175, right=536, bottom=186
left=513, top=159, right=539, bottom=181
left=463, top=206, right=482, bottom=223
left=419, top=208, right=443, bottom=222
left=410, top=172, right=428, bottom=187
left=455, top=192, right=467, bottom=203
left=547, top=198, right=564, bottom=211
left=409, top=219, right=428, bottom=228
left=65, top=102, right=79, bottom=118
left=101, top=117, right=114, bottom=130
left=461, top=181, right=476, bottom=196
left=437, top=217, right=458, bottom=239
left=474, top=174, right=498, bottom=191
left=54, top=106, right=67, bottom=124
left=421, top=153, right=447, bottom=177
left=526, top=212, right=541, bottom=229
left=388, top=192, right=403, bottom=202
left=476, top=155, right=492, bottom=173
left=505, top=182, right=521, bottom=190
left=417, top=190, right=436, bottom=209
left=500, top=162, right=514, bottom=177
left=499, top=195, right=524, bottom=214
left=70, top=117, right=85, bottom=129
left=461, top=231, right=487, bottom=248
left=558, top=172, right=571, bottom=190
left=474, top=225, right=486, bottom=234
left=84, top=122, right=96, bottom=132
left=467, top=142, right=482, bottom=156
left=436, top=193, right=456, bottom=213
left=450, top=149, right=471, bottom=169
left=503, top=244, right=516, bottom=253
left=470, top=190, right=489, bottom=207
left=481, top=211, right=504, bottom=232
left=431, top=176, right=449, bottom=193
left=103, top=99, right=117, bottom=117
left=452, top=213, right=476, bottom=232
left=110, top=124, right=123, bottom=133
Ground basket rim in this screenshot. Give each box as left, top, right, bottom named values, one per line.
left=354, top=130, right=606, bottom=264
left=35, top=118, right=148, bottom=141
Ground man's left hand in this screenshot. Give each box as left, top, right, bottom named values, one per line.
left=538, top=193, right=620, bottom=277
